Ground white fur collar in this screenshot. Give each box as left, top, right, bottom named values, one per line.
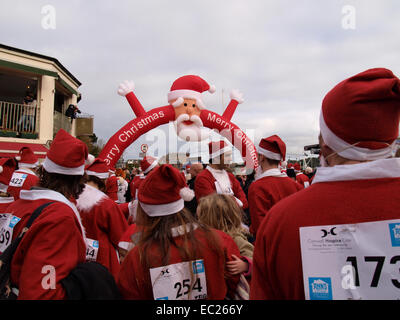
left=76, top=184, right=108, bottom=212
left=19, top=188, right=86, bottom=240
left=313, top=158, right=400, bottom=184
left=255, top=168, right=287, bottom=181
left=0, top=196, right=14, bottom=203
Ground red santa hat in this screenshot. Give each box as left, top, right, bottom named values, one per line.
left=140, top=156, right=158, bottom=174
left=208, top=140, right=232, bottom=160
left=167, top=75, right=216, bottom=109
left=320, top=68, right=400, bottom=161
left=42, top=129, right=95, bottom=175
left=138, top=164, right=195, bottom=217
left=0, top=157, right=17, bottom=191
left=85, top=158, right=109, bottom=179
left=15, top=146, right=39, bottom=168
left=293, top=163, right=301, bottom=172
left=258, top=135, right=286, bottom=161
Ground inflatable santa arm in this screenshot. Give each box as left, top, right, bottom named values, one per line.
left=118, top=80, right=147, bottom=118
left=222, top=89, right=244, bottom=122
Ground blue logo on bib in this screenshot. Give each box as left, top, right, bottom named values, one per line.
left=9, top=216, right=21, bottom=228
left=389, top=223, right=400, bottom=247
left=308, top=277, right=332, bottom=300
left=192, top=260, right=204, bottom=274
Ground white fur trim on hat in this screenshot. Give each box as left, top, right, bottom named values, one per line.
left=19, top=161, right=39, bottom=169
left=168, top=89, right=202, bottom=103
left=179, top=187, right=195, bottom=201
left=85, top=170, right=109, bottom=179
left=143, top=159, right=158, bottom=174
left=257, top=147, right=282, bottom=161
left=139, top=198, right=184, bottom=217
left=320, top=112, right=395, bottom=161
left=43, top=157, right=85, bottom=175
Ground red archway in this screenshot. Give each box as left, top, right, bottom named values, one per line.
left=98, top=102, right=258, bottom=169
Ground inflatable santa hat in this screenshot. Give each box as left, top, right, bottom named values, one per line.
left=138, top=164, right=195, bottom=217
left=140, top=156, right=158, bottom=174
left=258, top=135, right=286, bottom=161
left=85, top=158, right=109, bottom=179
left=167, top=75, right=216, bottom=109
left=42, top=129, right=95, bottom=175
left=0, top=157, right=17, bottom=192
left=320, top=68, right=400, bottom=161
left=15, top=146, right=39, bottom=168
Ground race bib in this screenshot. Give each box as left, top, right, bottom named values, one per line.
left=9, top=172, right=28, bottom=188
left=0, top=214, right=21, bottom=253
left=300, top=219, right=400, bottom=300
left=150, top=259, right=207, bottom=300
left=85, top=238, right=99, bottom=262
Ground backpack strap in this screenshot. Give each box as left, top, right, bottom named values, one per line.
left=0, top=202, right=55, bottom=298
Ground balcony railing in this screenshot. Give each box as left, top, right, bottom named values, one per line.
left=0, top=101, right=39, bottom=139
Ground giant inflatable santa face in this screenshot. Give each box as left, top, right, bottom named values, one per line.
left=168, top=75, right=215, bottom=142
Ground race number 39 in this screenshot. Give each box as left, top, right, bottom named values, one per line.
left=0, top=214, right=21, bottom=254
left=150, top=259, right=208, bottom=300
left=300, top=219, right=400, bottom=300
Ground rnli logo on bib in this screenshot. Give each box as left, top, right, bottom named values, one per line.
left=308, top=278, right=332, bottom=300
left=389, top=223, right=400, bottom=247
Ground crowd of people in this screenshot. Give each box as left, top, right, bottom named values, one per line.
left=0, top=67, right=400, bottom=300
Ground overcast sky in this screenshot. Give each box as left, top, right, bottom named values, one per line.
left=1, top=0, right=400, bottom=161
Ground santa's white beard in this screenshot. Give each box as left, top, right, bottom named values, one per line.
left=174, top=114, right=207, bottom=141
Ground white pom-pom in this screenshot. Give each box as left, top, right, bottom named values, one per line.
left=208, top=85, right=216, bottom=94
left=230, top=89, right=244, bottom=104
left=85, top=154, right=95, bottom=166
left=15, top=156, right=21, bottom=161
left=179, top=187, right=195, bottom=201
left=172, top=97, right=184, bottom=107
left=0, top=166, right=3, bottom=174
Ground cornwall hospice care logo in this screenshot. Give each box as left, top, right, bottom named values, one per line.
left=308, top=278, right=333, bottom=300
left=389, top=223, right=400, bottom=247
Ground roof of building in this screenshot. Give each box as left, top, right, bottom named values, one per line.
left=0, top=43, right=81, bottom=86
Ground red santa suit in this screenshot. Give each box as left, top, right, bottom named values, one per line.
left=296, top=172, right=311, bottom=188
left=7, top=168, right=39, bottom=200
left=251, top=159, right=400, bottom=300
left=250, top=68, right=400, bottom=300
left=130, top=174, right=145, bottom=200
left=195, top=166, right=248, bottom=210
left=8, top=146, right=40, bottom=200
left=118, top=224, right=240, bottom=300
left=248, top=168, right=302, bottom=236
left=8, top=188, right=87, bottom=300
left=0, top=196, right=14, bottom=212
left=106, top=174, right=118, bottom=202
left=76, top=184, right=128, bottom=279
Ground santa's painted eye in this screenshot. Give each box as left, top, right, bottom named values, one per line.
left=192, top=104, right=196, bottom=108
left=184, top=103, right=187, bottom=107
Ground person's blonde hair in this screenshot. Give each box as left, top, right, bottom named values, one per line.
left=196, top=193, right=243, bottom=236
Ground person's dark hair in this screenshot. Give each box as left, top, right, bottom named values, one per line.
left=37, top=166, right=86, bottom=199
left=85, top=175, right=107, bottom=193
left=286, top=168, right=296, bottom=180
left=264, top=158, right=280, bottom=166
left=135, top=204, right=225, bottom=275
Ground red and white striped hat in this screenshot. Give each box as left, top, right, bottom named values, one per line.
left=258, top=135, right=286, bottom=161
left=85, top=158, right=109, bottom=179
left=167, top=75, right=215, bottom=109
left=138, top=164, right=194, bottom=217
left=43, top=129, right=94, bottom=175
left=140, top=156, right=159, bottom=174
left=208, top=140, right=232, bottom=160
left=16, top=146, right=39, bottom=168
left=320, top=68, right=400, bottom=161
